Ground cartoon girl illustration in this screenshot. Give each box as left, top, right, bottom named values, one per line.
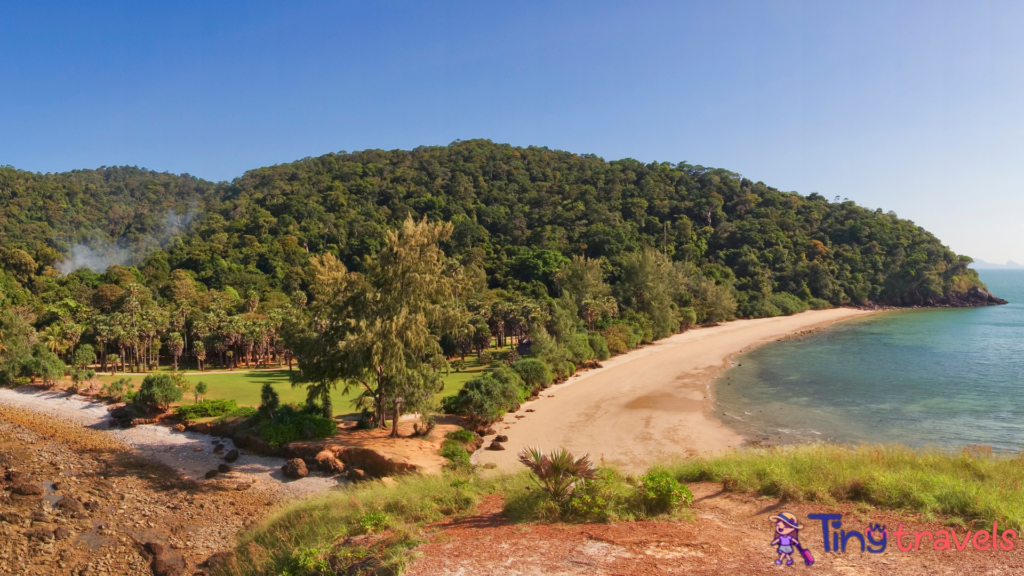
left=769, top=512, right=813, bottom=566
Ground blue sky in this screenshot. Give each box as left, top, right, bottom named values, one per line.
left=2, top=1, right=1022, bottom=263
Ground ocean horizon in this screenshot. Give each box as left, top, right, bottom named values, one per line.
left=714, top=270, right=1024, bottom=451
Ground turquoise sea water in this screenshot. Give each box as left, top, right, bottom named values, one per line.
left=714, top=270, right=1024, bottom=451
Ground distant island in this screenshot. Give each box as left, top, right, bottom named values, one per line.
left=971, top=259, right=1024, bottom=270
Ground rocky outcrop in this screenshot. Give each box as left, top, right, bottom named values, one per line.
left=334, top=447, right=418, bottom=478
left=315, top=450, right=344, bottom=474
left=934, top=287, right=1009, bottom=307
left=145, top=541, right=187, bottom=576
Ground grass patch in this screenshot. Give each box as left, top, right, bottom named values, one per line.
left=214, top=472, right=530, bottom=576
left=667, top=443, right=1024, bottom=530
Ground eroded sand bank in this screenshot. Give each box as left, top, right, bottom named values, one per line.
left=475, top=307, right=875, bottom=472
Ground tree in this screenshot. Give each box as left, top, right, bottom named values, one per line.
left=194, top=381, right=208, bottom=403
left=614, top=248, right=678, bottom=339
left=73, top=344, right=95, bottom=370
left=193, top=340, right=206, bottom=372
left=168, top=332, right=184, bottom=370
left=259, top=382, right=280, bottom=418
left=134, top=374, right=182, bottom=411
left=291, top=217, right=456, bottom=437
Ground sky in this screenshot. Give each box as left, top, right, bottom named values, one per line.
left=2, top=1, right=1023, bottom=264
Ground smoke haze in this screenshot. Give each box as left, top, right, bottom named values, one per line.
left=55, top=207, right=198, bottom=274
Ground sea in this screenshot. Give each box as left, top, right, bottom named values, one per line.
left=713, top=270, right=1024, bottom=451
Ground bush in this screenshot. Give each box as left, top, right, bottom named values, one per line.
left=441, top=372, right=525, bottom=424
left=768, top=293, right=810, bottom=316
left=587, top=333, right=610, bottom=361
left=451, top=359, right=466, bottom=372
left=638, top=470, right=693, bottom=514
left=511, top=358, right=552, bottom=393
left=565, top=333, right=594, bottom=364
left=259, top=413, right=337, bottom=446
left=73, top=345, right=95, bottom=369
left=99, top=375, right=134, bottom=401
left=678, top=307, right=697, bottom=331
left=807, top=297, right=832, bottom=310
left=134, top=374, right=183, bottom=411
left=445, top=429, right=476, bottom=443
left=259, top=382, right=280, bottom=418
left=194, top=381, right=208, bottom=402
left=440, top=440, right=472, bottom=469
left=600, top=323, right=637, bottom=355
left=175, top=399, right=239, bottom=420
left=621, top=310, right=654, bottom=344
left=221, top=406, right=257, bottom=420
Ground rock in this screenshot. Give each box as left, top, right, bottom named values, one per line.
left=203, top=551, right=233, bottom=570
left=55, top=496, right=84, bottom=514
left=193, top=447, right=203, bottom=453
left=234, top=482, right=251, bottom=491
left=204, top=470, right=219, bottom=479
left=83, top=500, right=100, bottom=512
left=282, top=458, right=308, bottom=479
left=525, top=409, right=535, bottom=413
left=494, top=435, right=508, bottom=443
left=110, top=406, right=132, bottom=419
left=12, top=482, right=45, bottom=497
left=54, top=527, right=72, bottom=540
left=486, top=441, right=506, bottom=451
left=26, top=527, right=55, bottom=541
left=335, top=447, right=418, bottom=478
left=315, top=450, right=344, bottom=474
left=0, top=511, right=24, bottom=523
left=224, top=449, right=240, bottom=463
left=480, top=427, right=497, bottom=436
left=5, top=470, right=28, bottom=483
left=145, top=542, right=187, bottom=576
left=483, top=462, right=498, bottom=469
left=345, top=468, right=366, bottom=483
left=172, top=424, right=186, bottom=433
left=110, top=420, right=120, bottom=428
left=218, top=464, right=231, bottom=473
left=213, top=444, right=224, bottom=454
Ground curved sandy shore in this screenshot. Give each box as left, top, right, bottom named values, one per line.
left=476, top=307, right=876, bottom=472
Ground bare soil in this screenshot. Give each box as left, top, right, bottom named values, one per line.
left=406, top=484, right=1024, bottom=576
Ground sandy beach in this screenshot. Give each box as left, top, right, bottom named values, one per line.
left=475, top=307, right=875, bottom=472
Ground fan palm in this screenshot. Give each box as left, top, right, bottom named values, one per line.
left=517, top=447, right=597, bottom=503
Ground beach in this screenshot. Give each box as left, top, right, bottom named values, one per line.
left=475, top=307, right=875, bottom=472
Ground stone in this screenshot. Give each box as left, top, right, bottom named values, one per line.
left=12, top=482, right=45, bottom=497
left=486, top=441, right=506, bottom=451
left=56, top=496, right=84, bottom=514
left=494, top=435, right=508, bottom=443
left=213, top=445, right=224, bottom=454
left=345, top=468, right=366, bottom=483
left=5, top=470, right=28, bottom=483
left=172, top=424, right=186, bottom=433
left=203, top=551, right=233, bottom=570
left=224, top=449, right=240, bottom=463
left=145, top=542, right=187, bottom=576
left=315, top=450, right=344, bottom=474
left=335, top=447, right=418, bottom=478
left=54, top=527, right=72, bottom=540
left=282, top=458, right=308, bottom=479
left=26, top=527, right=55, bottom=541
left=217, top=464, right=231, bottom=473
left=481, top=427, right=497, bottom=436
left=204, top=470, right=219, bottom=479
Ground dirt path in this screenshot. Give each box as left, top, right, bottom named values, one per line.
left=475, top=308, right=875, bottom=473
left=406, top=483, right=1024, bottom=575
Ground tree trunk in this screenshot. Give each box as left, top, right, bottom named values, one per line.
left=390, top=396, right=401, bottom=438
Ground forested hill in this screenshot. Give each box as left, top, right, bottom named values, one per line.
left=0, top=139, right=990, bottom=315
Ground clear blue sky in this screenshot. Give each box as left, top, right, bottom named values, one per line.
left=2, top=1, right=1022, bottom=263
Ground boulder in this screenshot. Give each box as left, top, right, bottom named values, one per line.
left=25, top=527, right=55, bottom=541
left=315, top=450, right=344, bottom=474
left=486, top=441, right=506, bottom=451
left=54, top=527, right=72, bottom=540
left=11, top=482, right=44, bottom=497
left=335, top=447, right=418, bottom=478
left=5, top=470, right=28, bottom=483
left=494, top=435, right=508, bottom=443
left=213, top=444, right=224, bottom=454
left=204, top=470, right=219, bottom=479
left=218, top=464, right=231, bottom=473
left=282, top=458, right=308, bottom=479
left=55, top=496, right=84, bottom=515
left=145, top=541, right=187, bottom=576
left=173, top=423, right=186, bottom=433
left=224, top=449, right=240, bottom=463
left=203, top=551, right=234, bottom=571
left=345, top=468, right=366, bottom=483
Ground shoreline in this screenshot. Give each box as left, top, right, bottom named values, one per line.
left=475, top=307, right=876, bottom=472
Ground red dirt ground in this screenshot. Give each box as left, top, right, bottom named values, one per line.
left=405, top=483, right=1024, bottom=575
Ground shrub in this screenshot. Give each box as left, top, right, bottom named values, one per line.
left=73, top=345, right=95, bottom=370
left=175, top=399, right=239, bottom=420
left=517, top=447, right=596, bottom=504
left=85, top=369, right=95, bottom=379
left=807, top=297, right=832, bottom=310
left=451, top=359, right=466, bottom=372
left=480, top=350, right=494, bottom=365
left=565, top=333, right=594, bottom=364
left=30, top=346, right=66, bottom=386
left=358, top=512, right=391, bottom=534
left=259, top=382, right=280, bottom=418
left=221, top=406, right=257, bottom=420
left=678, top=307, right=698, bottom=331
left=194, top=381, right=208, bottom=402
left=441, top=372, right=525, bottom=424
left=259, top=413, right=337, bottom=446
left=638, top=470, right=693, bottom=514
left=587, top=333, right=610, bottom=361
left=600, top=323, right=637, bottom=355
left=768, top=293, right=810, bottom=316
left=445, top=429, right=476, bottom=443
left=511, top=358, right=552, bottom=393
left=134, top=374, right=183, bottom=411
left=440, top=440, right=472, bottom=469
left=355, top=408, right=374, bottom=430
left=621, top=310, right=654, bottom=344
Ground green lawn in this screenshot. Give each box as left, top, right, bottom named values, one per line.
left=95, top=352, right=496, bottom=416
